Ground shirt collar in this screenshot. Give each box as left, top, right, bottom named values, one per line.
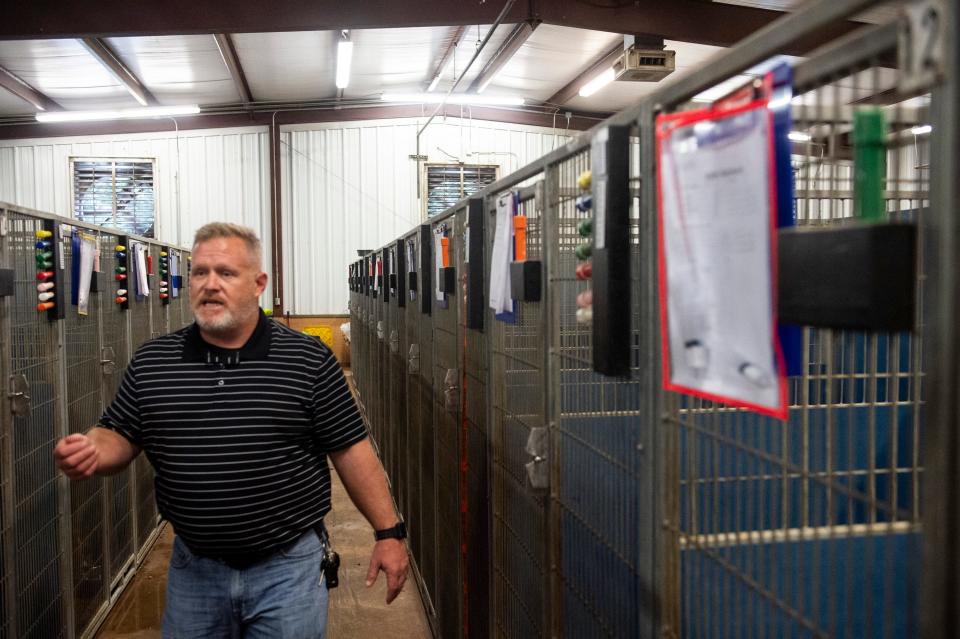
left=182, top=309, right=271, bottom=364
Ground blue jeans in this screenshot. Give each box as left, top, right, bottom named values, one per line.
left=162, top=531, right=329, bottom=638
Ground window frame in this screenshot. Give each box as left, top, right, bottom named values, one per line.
left=70, top=156, right=159, bottom=238
left=421, top=162, right=499, bottom=219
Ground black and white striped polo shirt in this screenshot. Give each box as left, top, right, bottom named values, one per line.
left=99, top=310, right=367, bottom=559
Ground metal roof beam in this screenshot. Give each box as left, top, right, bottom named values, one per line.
left=213, top=33, right=254, bottom=105
left=0, top=103, right=603, bottom=140
left=544, top=41, right=622, bottom=107
left=79, top=37, right=158, bottom=106
left=467, top=21, right=537, bottom=93
left=0, top=65, right=61, bottom=111
left=2, top=0, right=861, bottom=54
left=424, top=26, right=466, bottom=92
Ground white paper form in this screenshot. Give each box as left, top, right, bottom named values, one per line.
left=77, top=233, right=96, bottom=316
left=132, top=242, right=150, bottom=297
left=434, top=232, right=444, bottom=302
left=658, top=105, right=786, bottom=417
left=489, top=192, right=514, bottom=315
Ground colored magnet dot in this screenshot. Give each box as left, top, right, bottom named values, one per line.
left=115, top=245, right=126, bottom=251
left=575, top=195, right=593, bottom=213
left=577, top=218, right=593, bottom=236
left=35, top=230, right=53, bottom=239
left=575, top=242, right=593, bottom=260
left=575, top=306, right=593, bottom=324
left=576, top=289, right=593, bottom=309
left=577, top=170, right=592, bottom=190
left=115, top=296, right=127, bottom=304
left=575, top=262, right=592, bottom=280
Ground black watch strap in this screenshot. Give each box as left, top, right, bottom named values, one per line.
left=374, top=522, right=407, bottom=541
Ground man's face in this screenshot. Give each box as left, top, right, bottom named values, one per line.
left=189, top=237, right=267, bottom=338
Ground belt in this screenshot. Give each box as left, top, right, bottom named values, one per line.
left=210, top=522, right=326, bottom=570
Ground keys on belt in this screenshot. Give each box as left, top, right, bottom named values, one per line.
left=316, top=522, right=340, bottom=589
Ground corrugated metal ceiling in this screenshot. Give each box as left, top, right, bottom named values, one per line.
left=0, top=8, right=888, bottom=120
left=104, top=35, right=239, bottom=106
left=0, top=39, right=129, bottom=110
left=0, top=23, right=728, bottom=118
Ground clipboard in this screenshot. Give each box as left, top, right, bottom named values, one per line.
left=656, top=99, right=788, bottom=419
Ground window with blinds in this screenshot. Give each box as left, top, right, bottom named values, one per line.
left=72, top=158, right=156, bottom=238
left=425, top=164, right=498, bottom=218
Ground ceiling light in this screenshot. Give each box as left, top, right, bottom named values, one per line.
left=382, top=93, right=525, bottom=106
left=336, top=39, right=354, bottom=90
left=788, top=131, right=812, bottom=142
left=910, top=124, right=932, bottom=135
left=427, top=75, right=441, bottom=93
left=579, top=68, right=615, bottom=98
left=36, top=105, right=201, bottom=123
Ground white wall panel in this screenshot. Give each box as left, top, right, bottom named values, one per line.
left=0, top=115, right=573, bottom=316
left=282, top=116, right=572, bottom=314
left=0, top=126, right=273, bottom=305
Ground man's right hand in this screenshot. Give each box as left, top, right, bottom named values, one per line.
left=54, top=433, right=100, bottom=480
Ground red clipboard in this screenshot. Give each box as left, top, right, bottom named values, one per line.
left=655, top=98, right=788, bottom=420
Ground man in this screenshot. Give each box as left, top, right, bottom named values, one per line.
left=53, top=223, right=408, bottom=638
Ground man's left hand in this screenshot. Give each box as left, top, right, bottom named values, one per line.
left=365, top=538, right=410, bottom=604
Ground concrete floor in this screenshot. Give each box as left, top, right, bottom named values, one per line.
left=96, top=473, right=432, bottom=638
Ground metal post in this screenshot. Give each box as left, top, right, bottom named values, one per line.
left=541, top=169, right=563, bottom=639
left=0, top=207, right=19, bottom=639
left=55, top=301, right=77, bottom=639
left=922, top=1, right=959, bottom=635
left=637, top=103, right=666, bottom=637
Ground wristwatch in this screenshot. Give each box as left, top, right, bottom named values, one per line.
left=374, top=522, right=407, bottom=541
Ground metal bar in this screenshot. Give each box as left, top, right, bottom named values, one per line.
left=0, top=65, right=62, bottom=111
left=651, top=0, right=879, bottom=110
left=467, top=21, right=537, bottom=94
left=213, top=33, right=254, bottom=105
left=922, top=0, right=960, bottom=634
left=269, top=118, right=284, bottom=314
left=425, top=26, right=466, bottom=92
left=0, top=103, right=602, bottom=139
left=681, top=521, right=921, bottom=549
left=0, top=207, right=19, bottom=639
left=416, top=0, right=518, bottom=138
left=637, top=101, right=665, bottom=638
left=78, top=37, right=158, bottom=107
left=792, top=21, right=899, bottom=94
left=55, top=297, right=77, bottom=639
left=0, top=0, right=855, bottom=52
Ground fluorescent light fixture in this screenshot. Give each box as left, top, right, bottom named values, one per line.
left=382, top=93, right=525, bottom=106
left=36, top=105, right=201, bottom=123
left=910, top=124, right=932, bottom=135
left=336, top=40, right=354, bottom=89
left=788, top=131, right=812, bottom=142
left=427, top=75, right=441, bottom=93
left=578, top=68, right=615, bottom=98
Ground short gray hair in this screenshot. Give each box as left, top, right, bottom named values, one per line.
left=193, top=222, right=262, bottom=267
